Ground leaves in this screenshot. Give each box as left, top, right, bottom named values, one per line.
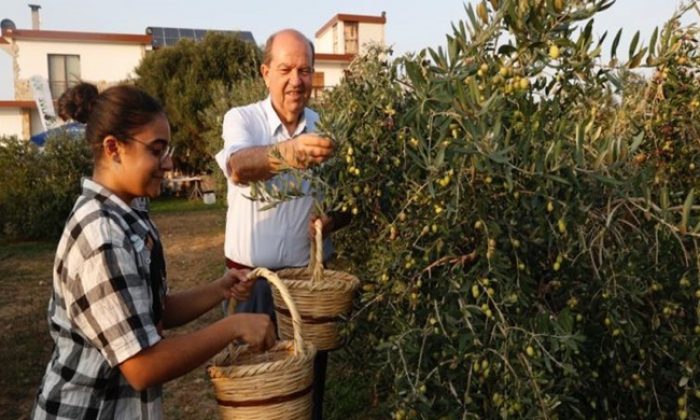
left=679, top=189, right=694, bottom=235
left=242, top=2, right=700, bottom=418
left=611, top=28, right=622, bottom=58
left=628, top=30, right=640, bottom=60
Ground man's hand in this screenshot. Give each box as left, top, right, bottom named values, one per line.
left=309, top=210, right=353, bottom=240
left=220, top=268, right=255, bottom=302
left=309, top=213, right=334, bottom=240
left=277, top=133, right=333, bottom=169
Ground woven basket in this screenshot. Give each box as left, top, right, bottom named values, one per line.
left=207, top=267, right=317, bottom=420
left=273, top=219, right=360, bottom=351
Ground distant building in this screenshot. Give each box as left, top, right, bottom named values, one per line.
left=0, top=5, right=153, bottom=139
left=0, top=6, right=255, bottom=140
left=312, top=12, right=386, bottom=96
left=0, top=5, right=385, bottom=140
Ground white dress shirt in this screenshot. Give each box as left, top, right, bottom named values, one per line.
left=215, top=96, right=331, bottom=269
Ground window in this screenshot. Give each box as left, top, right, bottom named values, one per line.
left=48, top=54, right=80, bottom=98
left=344, top=22, right=358, bottom=54
left=312, top=71, right=325, bottom=98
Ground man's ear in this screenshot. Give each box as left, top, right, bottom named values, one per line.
left=103, top=135, right=121, bottom=163
left=261, top=63, right=270, bottom=87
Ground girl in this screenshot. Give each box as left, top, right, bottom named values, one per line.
left=32, top=83, right=275, bottom=419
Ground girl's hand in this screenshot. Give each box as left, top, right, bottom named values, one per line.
left=231, top=313, right=276, bottom=352
left=221, top=268, right=255, bottom=302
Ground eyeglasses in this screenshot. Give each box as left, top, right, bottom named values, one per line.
left=123, top=136, right=174, bottom=163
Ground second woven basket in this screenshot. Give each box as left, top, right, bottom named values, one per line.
left=272, top=219, right=360, bottom=351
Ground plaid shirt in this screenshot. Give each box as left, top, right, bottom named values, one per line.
left=33, top=179, right=167, bottom=420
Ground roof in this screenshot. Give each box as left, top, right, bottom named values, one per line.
left=147, top=27, right=255, bottom=48
left=0, top=100, right=37, bottom=109
left=315, top=13, right=386, bottom=38
left=314, top=53, right=355, bottom=62
left=0, top=28, right=152, bottom=45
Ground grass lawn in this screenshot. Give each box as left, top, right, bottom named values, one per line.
left=0, top=197, right=376, bottom=419
left=149, top=195, right=226, bottom=213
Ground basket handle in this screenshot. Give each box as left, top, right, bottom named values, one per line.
left=226, top=267, right=306, bottom=358
left=307, top=218, right=324, bottom=283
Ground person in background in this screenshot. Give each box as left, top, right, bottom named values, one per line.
left=215, top=29, right=350, bottom=420
left=32, top=82, right=275, bottom=420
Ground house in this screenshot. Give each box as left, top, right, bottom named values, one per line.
left=0, top=5, right=153, bottom=140
left=0, top=100, right=38, bottom=140
left=0, top=5, right=385, bottom=140
left=312, top=12, right=386, bottom=96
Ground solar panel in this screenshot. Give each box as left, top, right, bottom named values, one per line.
left=163, top=28, right=179, bottom=38
left=146, top=26, right=256, bottom=48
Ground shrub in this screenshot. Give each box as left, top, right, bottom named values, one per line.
left=0, top=132, right=92, bottom=240
left=252, top=0, right=700, bottom=417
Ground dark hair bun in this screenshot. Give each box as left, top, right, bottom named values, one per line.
left=57, top=82, right=99, bottom=123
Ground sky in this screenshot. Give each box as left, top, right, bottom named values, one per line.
left=0, top=0, right=696, bottom=100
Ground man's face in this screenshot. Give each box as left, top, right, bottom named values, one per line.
left=261, top=33, right=313, bottom=125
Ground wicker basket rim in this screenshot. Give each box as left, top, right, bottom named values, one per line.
left=208, top=340, right=317, bottom=379
left=275, top=269, right=360, bottom=291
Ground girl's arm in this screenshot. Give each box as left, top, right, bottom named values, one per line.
left=161, top=269, right=253, bottom=329
left=119, top=312, right=275, bottom=391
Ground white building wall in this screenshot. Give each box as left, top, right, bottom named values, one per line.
left=15, top=40, right=146, bottom=89
left=358, top=23, right=385, bottom=54
left=0, top=108, right=25, bottom=138
left=30, top=109, right=42, bottom=135
left=337, top=22, right=346, bottom=54
left=315, top=61, right=348, bottom=87
left=315, top=30, right=334, bottom=54
left=2, top=38, right=148, bottom=138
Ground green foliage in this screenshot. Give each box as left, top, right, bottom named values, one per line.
left=0, top=132, right=92, bottom=240
left=135, top=33, right=262, bottom=173
left=249, top=0, right=700, bottom=417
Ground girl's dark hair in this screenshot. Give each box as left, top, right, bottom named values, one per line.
left=59, top=82, right=165, bottom=158
left=57, top=82, right=98, bottom=123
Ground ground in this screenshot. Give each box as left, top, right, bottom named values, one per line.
left=0, top=204, right=373, bottom=419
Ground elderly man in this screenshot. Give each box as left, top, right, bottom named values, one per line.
left=215, top=29, right=348, bottom=420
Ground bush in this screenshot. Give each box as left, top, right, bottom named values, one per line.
left=0, top=132, right=92, bottom=240
left=252, top=0, right=700, bottom=417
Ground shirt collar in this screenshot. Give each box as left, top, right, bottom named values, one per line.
left=263, top=96, right=308, bottom=138
left=80, top=178, right=151, bottom=240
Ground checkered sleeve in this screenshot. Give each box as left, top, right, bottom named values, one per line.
left=64, top=221, right=161, bottom=367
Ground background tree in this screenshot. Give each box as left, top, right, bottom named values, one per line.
left=135, top=32, right=262, bottom=173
